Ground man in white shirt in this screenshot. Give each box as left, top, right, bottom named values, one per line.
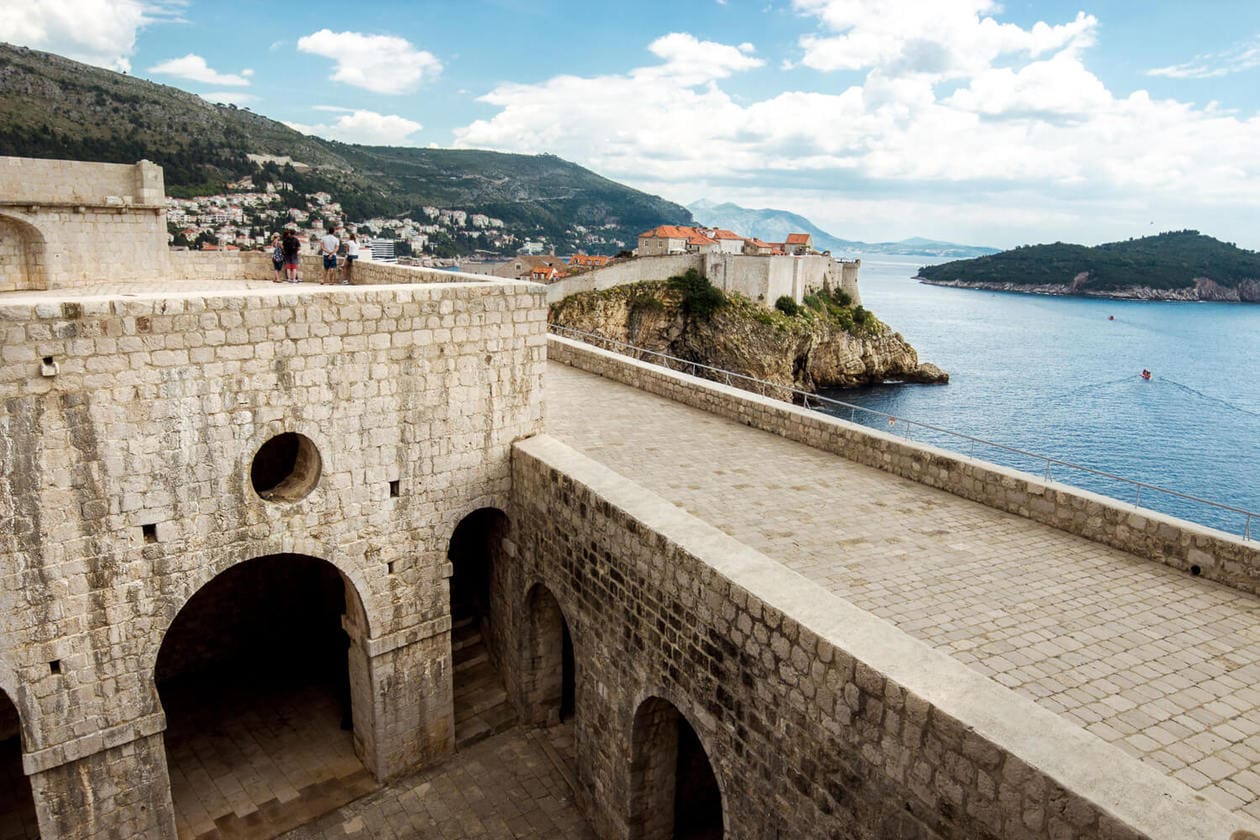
left=320, top=229, right=341, bottom=285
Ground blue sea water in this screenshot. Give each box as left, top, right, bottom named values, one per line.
left=817, top=255, right=1260, bottom=537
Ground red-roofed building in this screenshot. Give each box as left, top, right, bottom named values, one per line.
left=569, top=254, right=612, bottom=269
left=530, top=265, right=564, bottom=283
left=784, top=233, right=813, bottom=255
left=710, top=229, right=745, bottom=255
left=637, top=225, right=704, bottom=256
left=686, top=233, right=718, bottom=254
left=742, top=238, right=774, bottom=256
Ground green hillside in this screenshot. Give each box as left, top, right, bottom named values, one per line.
left=0, top=42, right=690, bottom=253
left=917, top=231, right=1260, bottom=293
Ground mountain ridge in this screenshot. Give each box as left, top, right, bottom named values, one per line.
left=0, top=41, right=691, bottom=254
left=687, top=199, right=998, bottom=258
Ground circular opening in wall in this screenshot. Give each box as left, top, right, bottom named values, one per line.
left=251, top=433, right=321, bottom=503
left=1190, top=565, right=1202, bottom=577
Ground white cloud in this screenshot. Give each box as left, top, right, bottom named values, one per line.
left=0, top=0, right=179, bottom=73
left=199, top=91, right=259, bottom=107
left=297, top=29, right=441, bottom=94
left=287, top=109, right=424, bottom=146
left=1147, top=37, right=1260, bottom=80
left=452, top=13, right=1260, bottom=250
left=148, top=54, right=252, bottom=86
left=792, top=0, right=1096, bottom=79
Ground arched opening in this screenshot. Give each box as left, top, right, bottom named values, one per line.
left=629, top=697, right=724, bottom=840
left=0, top=215, right=47, bottom=293
left=448, top=508, right=516, bottom=747
left=523, top=584, right=576, bottom=726
left=0, top=689, right=38, bottom=839
left=156, top=554, right=372, bottom=838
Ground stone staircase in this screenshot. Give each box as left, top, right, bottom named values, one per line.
left=451, top=610, right=517, bottom=749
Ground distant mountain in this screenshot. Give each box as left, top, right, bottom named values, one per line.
left=0, top=42, right=691, bottom=254
left=687, top=199, right=998, bottom=258
left=917, top=231, right=1260, bottom=302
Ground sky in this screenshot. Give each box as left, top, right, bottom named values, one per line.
left=4, top=0, right=1260, bottom=250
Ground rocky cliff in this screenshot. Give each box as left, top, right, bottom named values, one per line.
left=549, top=281, right=947, bottom=391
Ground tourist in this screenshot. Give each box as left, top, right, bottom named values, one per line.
left=270, top=234, right=284, bottom=283
left=320, top=227, right=340, bottom=285
left=342, top=233, right=359, bottom=285
left=281, top=229, right=301, bottom=283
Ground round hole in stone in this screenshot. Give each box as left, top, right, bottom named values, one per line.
left=251, top=433, right=321, bottom=503
left=1190, top=564, right=1202, bottom=576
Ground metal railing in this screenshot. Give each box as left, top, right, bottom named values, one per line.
left=548, top=324, right=1256, bottom=540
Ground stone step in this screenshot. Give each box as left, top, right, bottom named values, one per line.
left=455, top=700, right=518, bottom=750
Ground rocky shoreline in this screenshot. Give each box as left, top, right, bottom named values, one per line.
left=549, top=281, right=947, bottom=392
left=918, top=275, right=1260, bottom=302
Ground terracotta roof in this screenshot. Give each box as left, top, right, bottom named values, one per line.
left=569, top=254, right=611, bottom=267
left=786, top=233, right=811, bottom=245
left=712, top=229, right=743, bottom=240
left=746, top=238, right=773, bottom=248
left=639, top=225, right=702, bottom=239
left=687, top=234, right=717, bottom=246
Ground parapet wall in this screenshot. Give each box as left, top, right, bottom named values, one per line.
left=544, top=252, right=862, bottom=307
left=509, top=434, right=1244, bottom=839
left=544, top=254, right=702, bottom=304
left=547, top=335, right=1260, bottom=595
left=170, top=250, right=507, bottom=287
left=0, top=156, right=169, bottom=291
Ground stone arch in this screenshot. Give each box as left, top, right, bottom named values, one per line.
left=0, top=685, right=39, bottom=839
left=628, top=695, right=726, bottom=840
left=521, top=582, right=576, bottom=726
left=0, top=213, right=48, bottom=292
left=154, top=553, right=372, bottom=836
left=448, top=507, right=517, bottom=747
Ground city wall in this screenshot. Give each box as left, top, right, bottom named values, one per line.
left=501, top=434, right=1243, bottom=839
left=0, top=280, right=545, bottom=837
left=544, top=252, right=862, bottom=306
left=546, top=335, right=1260, bottom=595
left=0, top=157, right=169, bottom=291
left=170, top=250, right=495, bottom=286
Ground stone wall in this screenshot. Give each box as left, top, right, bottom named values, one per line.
left=0, top=157, right=169, bottom=290
left=169, top=250, right=506, bottom=287
left=505, top=434, right=1246, bottom=839
left=546, top=335, right=1260, bottom=595
left=0, top=280, right=545, bottom=837
left=545, top=254, right=702, bottom=304
left=545, top=252, right=863, bottom=308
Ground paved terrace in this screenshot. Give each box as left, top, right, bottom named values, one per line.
left=544, top=360, right=1260, bottom=824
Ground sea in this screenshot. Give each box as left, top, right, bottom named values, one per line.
left=816, top=255, right=1260, bottom=538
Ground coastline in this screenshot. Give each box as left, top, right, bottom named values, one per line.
left=916, top=276, right=1260, bottom=303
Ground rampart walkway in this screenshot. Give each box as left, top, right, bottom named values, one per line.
left=544, top=360, right=1260, bottom=824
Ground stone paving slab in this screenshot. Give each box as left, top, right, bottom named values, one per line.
left=279, top=725, right=593, bottom=840
left=0, top=277, right=343, bottom=301
left=543, top=361, right=1260, bottom=822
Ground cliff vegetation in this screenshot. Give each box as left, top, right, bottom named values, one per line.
left=549, top=270, right=948, bottom=392
left=917, top=231, right=1260, bottom=301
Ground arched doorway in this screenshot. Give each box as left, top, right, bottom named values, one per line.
left=156, top=554, right=373, bottom=838
left=0, top=689, right=38, bottom=839
left=0, top=215, right=47, bottom=292
left=448, top=508, right=516, bottom=747
left=629, top=697, right=724, bottom=840
left=524, top=584, right=575, bottom=726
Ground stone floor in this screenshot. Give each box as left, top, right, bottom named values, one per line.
left=162, top=666, right=373, bottom=840
left=0, top=277, right=343, bottom=301
left=280, top=724, right=593, bottom=840
left=544, top=360, right=1260, bottom=822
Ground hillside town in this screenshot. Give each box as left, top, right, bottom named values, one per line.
left=166, top=186, right=823, bottom=279
left=165, top=178, right=630, bottom=266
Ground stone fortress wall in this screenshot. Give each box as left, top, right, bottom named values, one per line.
left=3, top=156, right=1258, bottom=839
left=0, top=157, right=170, bottom=292
left=543, top=252, right=862, bottom=307
left=0, top=278, right=546, bottom=836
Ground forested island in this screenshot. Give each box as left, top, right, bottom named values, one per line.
left=917, top=231, right=1260, bottom=302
